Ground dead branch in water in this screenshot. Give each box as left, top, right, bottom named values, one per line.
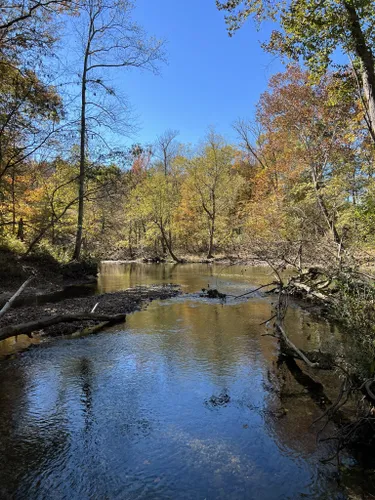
left=231, top=282, right=277, bottom=300
left=72, top=320, right=112, bottom=337
left=276, top=323, right=320, bottom=368
left=270, top=270, right=375, bottom=463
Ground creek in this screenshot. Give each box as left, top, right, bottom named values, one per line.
left=0, top=263, right=366, bottom=499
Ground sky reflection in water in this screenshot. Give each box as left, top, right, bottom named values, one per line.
left=0, top=264, right=351, bottom=499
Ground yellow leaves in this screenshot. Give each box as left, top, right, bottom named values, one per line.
left=245, top=197, right=287, bottom=241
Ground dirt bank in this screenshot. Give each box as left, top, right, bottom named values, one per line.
left=0, top=284, right=181, bottom=338
left=0, top=249, right=98, bottom=297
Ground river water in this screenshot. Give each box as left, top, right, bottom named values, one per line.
left=0, top=263, right=364, bottom=499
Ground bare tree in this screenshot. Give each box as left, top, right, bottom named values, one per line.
left=155, top=129, right=179, bottom=176
left=233, top=119, right=268, bottom=170
left=71, top=0, right=165, bottom=260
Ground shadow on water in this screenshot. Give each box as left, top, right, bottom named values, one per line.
left=0, top=262, right=372, bottom=499
left=0, top=282, right=97, bottom=310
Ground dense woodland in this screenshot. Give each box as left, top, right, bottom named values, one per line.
left=1, top=0, right=375, bottom=267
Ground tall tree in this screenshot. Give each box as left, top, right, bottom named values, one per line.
left=71, top=0, right=165, bottom=260
left=253, top=66, right=362, bottom=246
left=130, top=170, right=182, bottom=262
left=217, top=0, right=375, bottom=142
left=185, top=131, right=239, bottom=259
left=155, top=129, right=179, bottom=176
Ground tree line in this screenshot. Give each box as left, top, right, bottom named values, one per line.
left=1, top=0, right=375, bottom=264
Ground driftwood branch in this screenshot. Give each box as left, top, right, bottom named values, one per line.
left=231, top=282, right=277, bottom=300
left=287, top=281, right=331, bottom=302
left=0, top=312, right=126, bottom=341
left=276, top=323, right=319, bottom=368
left=91, top=302, right=99, bottom=313
left=0, top=275, right=34, bottom=319
left=72, top=320, right=111, bottom=337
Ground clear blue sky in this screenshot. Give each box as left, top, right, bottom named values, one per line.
left=116, top=0, right=283, bottom=146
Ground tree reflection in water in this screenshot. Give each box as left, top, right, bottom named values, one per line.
left=0, top=264, right=368, bottom=498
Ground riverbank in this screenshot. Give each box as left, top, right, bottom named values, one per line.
left=0, top=249, right=98, bottom=296
left=0, top=284, right=181, bottom=339
left=0, top=249, right=270, bottom=307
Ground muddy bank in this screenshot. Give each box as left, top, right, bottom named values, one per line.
left=0, top=249, right=98, bottom=297
left=0, top=284, right=181, bottom=339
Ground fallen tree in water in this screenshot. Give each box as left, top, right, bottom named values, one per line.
left=256, top=243, right=375, bottom=464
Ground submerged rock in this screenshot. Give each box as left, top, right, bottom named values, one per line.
left=200, top=288, right=227, bottom=300
left=207, top=392, right=230, bottom=407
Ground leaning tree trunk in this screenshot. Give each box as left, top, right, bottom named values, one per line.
left=311, top=166, right=341, bottom=245
left=315, top=187, right=341, bottom=245
left=344, top=1, right=375, bottom=144
left=158, top=221, right=181, bottom=263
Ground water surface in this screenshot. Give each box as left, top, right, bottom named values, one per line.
left=0, top=263, right=356, bottom=499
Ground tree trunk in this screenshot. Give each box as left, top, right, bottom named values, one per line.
left=161, top=236, right=166, bottom=255
left=128, top=226, right=134, bottom=259
left=311, top=166, right=341, bottom=245
left=72, top=75, right=87, bottom=260
left=315, top=187, right=341, bottom=244
left=158, top=221, right=181, bottom=262
left=0, top=275, right=33, bottom=320
left=207, top=194, right=216, bottom=259
left=11, top=166, right=16, bottom=234
left=16, top=217, right=24, bottom=241
left=51, top=215, right=55, bottom=245
left=344, top=1, right=375, bottom=143
left=72, top=23, right=92, bottom=261
left=207, top=222, right=215, bottom=259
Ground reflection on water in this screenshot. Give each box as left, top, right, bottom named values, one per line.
left=0, top=263, right=357, bottom=499
left=98, top=261, right=280, bottom=294
left=0, top=334, right=40, bottom=357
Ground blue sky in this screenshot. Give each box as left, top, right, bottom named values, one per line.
left=116, top=0, right=283, bottom=146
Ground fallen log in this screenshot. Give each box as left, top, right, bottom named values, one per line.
left=0, top=275, right=33, bottom=319
left=286, top=281, right=331, bottom=302
left=0, top=313, right=126, bottom=342
left=72, top=320, right=111, bottom=337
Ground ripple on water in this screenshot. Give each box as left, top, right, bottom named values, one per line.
left=0, top=264, right=359, bottom=499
